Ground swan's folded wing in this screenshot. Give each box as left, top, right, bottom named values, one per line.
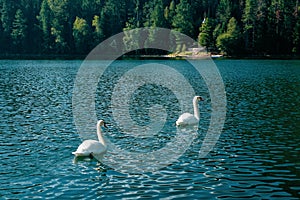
left=73, top=140, right=106, bottom=156
left=176, top=113, right=198, bottom=126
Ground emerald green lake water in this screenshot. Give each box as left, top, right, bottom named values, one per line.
left=0, top=59, right=299, bottom=199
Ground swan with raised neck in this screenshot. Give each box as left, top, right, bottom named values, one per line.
left=176, top=96, right=204, bottom=126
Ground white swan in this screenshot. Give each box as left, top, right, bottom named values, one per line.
left=72, top=120, right=107, bottom=157
left=176, top=96, right=204, bottom=126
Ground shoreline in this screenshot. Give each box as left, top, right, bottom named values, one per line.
left=0, top=53, right=299, bottom=60
left=0, top=54, right=87, bottom=60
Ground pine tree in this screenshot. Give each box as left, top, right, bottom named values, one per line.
left=123, top=0, right=146, bottom=54
left=216, top=17, right=242, bottom=55
left=73, top=16, right=90, bottom=54
left=79, top=0, right=103, bottom=23
left=47, top=0, right=73, bottom=53
left=144, top=0, right=166, bottom=28
left=92, top=15, right=104, bottom=44
left=143, top=0, right=169, bottom=54
left=1, top=0, right=14, bottom=51
left=37, top=0, right=52, bottom=52
left=164, top=0, right=176, bottom=27
left=0, top=0, right=13, bottom=35
left=216, top=0, right=231, bottom=33
left=99, top=0, right=123, bottom=39
left=282, top=0, right=297, bottom=53
left=11, top=9, right=27, bottom=52
left=292, top=1, right=300, bottom=54
left=0, top=0, right=298, bottom=56
left=198, top=18, right=215, bottom=51
left=172, top=0, right=194, bottom=36
left=203, top=0, right=219, bottom=18
left=268, top=0, right=285, bottom=54
left=255, top=0, right=269, bottom=54
left=242, top=0, right=257, bottom=52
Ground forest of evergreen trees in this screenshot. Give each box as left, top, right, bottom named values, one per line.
left=0, top=0, right=299, bottom=57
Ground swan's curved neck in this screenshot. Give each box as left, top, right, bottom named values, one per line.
left=97, top=124, right=106, bottom=146
left=193, top=97, right=200, bottom=120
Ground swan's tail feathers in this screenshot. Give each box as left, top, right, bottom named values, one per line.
left=176, top=120, right=183, bottom=126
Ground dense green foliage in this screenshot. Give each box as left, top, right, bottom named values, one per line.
left=0, top=0, right=299, bottom=56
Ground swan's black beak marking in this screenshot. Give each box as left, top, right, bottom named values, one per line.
left=103, top=122, right=108, bottom=128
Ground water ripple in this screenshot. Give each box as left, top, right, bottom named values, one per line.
left=0, top=60, right=299, bottom=199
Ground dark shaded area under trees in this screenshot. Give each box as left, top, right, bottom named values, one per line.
left=0, top=0, right=299, bottom=58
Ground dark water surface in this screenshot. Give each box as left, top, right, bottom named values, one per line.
left=0, top=59, right=299, bottom=199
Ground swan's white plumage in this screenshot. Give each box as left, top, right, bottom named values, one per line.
left=176, top=113, right=199, bottom=126
left=176, top=96, right=203, bottom=126
left=72, top=140, right=106, bottom=156
left=72, top=120, right=107, bottom=157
